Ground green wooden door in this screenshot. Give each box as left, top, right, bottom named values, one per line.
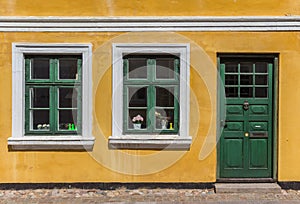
left=219, top=56, right=274, bottom=178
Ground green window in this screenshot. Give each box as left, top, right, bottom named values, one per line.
left=25, top=56, right=82, bottom=135
left=123, top=55, right=180, bottom=134
left=223, top=60, right=269, bottom=98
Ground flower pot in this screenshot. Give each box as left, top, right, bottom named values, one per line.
left=133, top=123, right=141, bottom=129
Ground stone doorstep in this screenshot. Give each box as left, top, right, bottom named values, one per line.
left=215, top=183, right=282, bottom=193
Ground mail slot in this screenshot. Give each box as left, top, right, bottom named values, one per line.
left=250, top=132, right=268, bottom=138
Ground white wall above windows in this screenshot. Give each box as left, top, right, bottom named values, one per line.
left=8, top=43, right=94, bottom=150
left=109, top=43, right=192, bottom=150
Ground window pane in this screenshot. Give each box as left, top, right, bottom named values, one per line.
left=59, top=58, right=78, bottom=79
left=240, top=87, right=253, bottom=97
left=225, top=75, right=238, bottom=85
left=240, top=62, right=253, bottom=73
left=30, top=88, right=49, bottom=108
left=59, top=110, right=78, bottom=130
left=31, top=58, right=49, bottom=79
left=255, top=87, right=268, bottom=98
left=128, top=58, right=147, bottom=79
left=156, top=58, right=175, bottom=79
left=59, top=88, right=78, bottom=108
left=225, top=63, right=238, bottom=73
left=156, top=87, right=174, bottom=107
left=128, top=87, right=147, bottom=107
left=225, top=87, right=238, bottom=97
left=255, top=62, right=268, bottom=73
left=128, top=109, right=147, bottom=129
left=155, top=109, right=175, bottom=130
left=240, top=75, right=253, bottom=85
left=31, top=110, right=49, bottom=130
left=255, top=75, right=268, bottom=85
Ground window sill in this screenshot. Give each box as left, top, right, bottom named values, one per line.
left=7, top=136, right=95, bottom=151
left=108, top=135, right=192, bottom=150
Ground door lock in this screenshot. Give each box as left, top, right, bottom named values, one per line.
left=243, top=100, right=249, bottom=110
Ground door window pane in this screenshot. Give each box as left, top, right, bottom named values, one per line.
left=255, top=62, right=268, bottom=73
left=31, top=110, right=50, bottom=130
left=255, top=87, right=268, bottom=98
left=255, top=75, right=268, bottom=85
left=156, top=58, right=175, bottom=79
left=156, top=87, right=174, bottom=107
left=225, top=87, right=238, bottom=97
left=240, top=75, right=253, bottom=85
left=240, top=87, right=253, bottom=97
left=59, top=110, right=77, bottom=130
left=128, top=87, right=147, bottom=107
left=59, top=58, right=78, bottom=80
left=31, top=58, right=50, bottom=79
left=225, top=63, right=238, bottom=73
left=128, top=58, right=147, bottom=79
left=59, top=88, right=78, bottom=108
left=30, top=88, right=49, bottom=108
left=240, top=62, right=253, bottom=73
left=225, top=75, right=238, bottom=85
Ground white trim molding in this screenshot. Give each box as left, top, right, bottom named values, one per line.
left=109, top=43, right=191, bottom=150
left=109, top=135, right=192, bottom=150
left=8, top=136, right=95, bottom=150
left=0, top=16, right=300, bottom=32
left=8, top=43, right=95, bottom=151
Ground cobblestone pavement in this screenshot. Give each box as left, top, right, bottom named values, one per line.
left=0, top=188, right=300, bottom=203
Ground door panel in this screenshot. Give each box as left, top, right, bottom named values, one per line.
left=219, top=56, right=274, bottom=178
left=250, top=105, right=268, bottom=115
left=249, top=139, right=268, bottom=168
left=249, top=122, right=268, bottom=131
left=227, top=105, right=243, bottom=115
left=224, top=121, right=243, bottom=138
left=224, top=139, right=244, bottom=168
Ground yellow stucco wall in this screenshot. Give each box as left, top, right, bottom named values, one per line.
left=0, top=0, right=299, bottom=16
left=0, top=0, right=299, bottom=183
left=0, top=31, right=300, bottom=182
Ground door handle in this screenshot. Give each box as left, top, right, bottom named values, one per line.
left=221, top=120, right=227, bottom=128
left=245, top=132, right=249, bottom=137
left=243, top=100, right=249, bottom=110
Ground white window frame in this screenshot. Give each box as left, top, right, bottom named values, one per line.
left=8, top=43, right=94, bottom=150
left=109, top=43, right=192, bottom=150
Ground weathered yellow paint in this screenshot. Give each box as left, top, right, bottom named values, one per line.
left=0, top=0, right=299, bottom=16
left=0, top=31, right=300, bottom=182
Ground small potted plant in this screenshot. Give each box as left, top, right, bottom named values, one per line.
left=132, top=114, right=144, bottom=129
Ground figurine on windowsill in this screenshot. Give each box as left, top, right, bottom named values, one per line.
left=155, top=111, right=171, bottom=130
left=37, top=124, right=50, bottom=130
left=59, top=123, right=77, bottom=130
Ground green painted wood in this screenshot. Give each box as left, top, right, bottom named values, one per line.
left=272, top=57, right=279, bottom=179
left=249, top=139, right=268, bottom=168
left=218, top=56, right=274, bottom=178
left=224, top=139, right=244, bottom=168
left=76, top=59, right=82, bottom=134
left=25, top=56, right=82, bottom=135
left=51, top=86, right=56, bottom=133
left=24, top=85, right=30, bottom=134
left=123, top=55, right=179, bottom=134
left=148, top=59, right=155, bottom=133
